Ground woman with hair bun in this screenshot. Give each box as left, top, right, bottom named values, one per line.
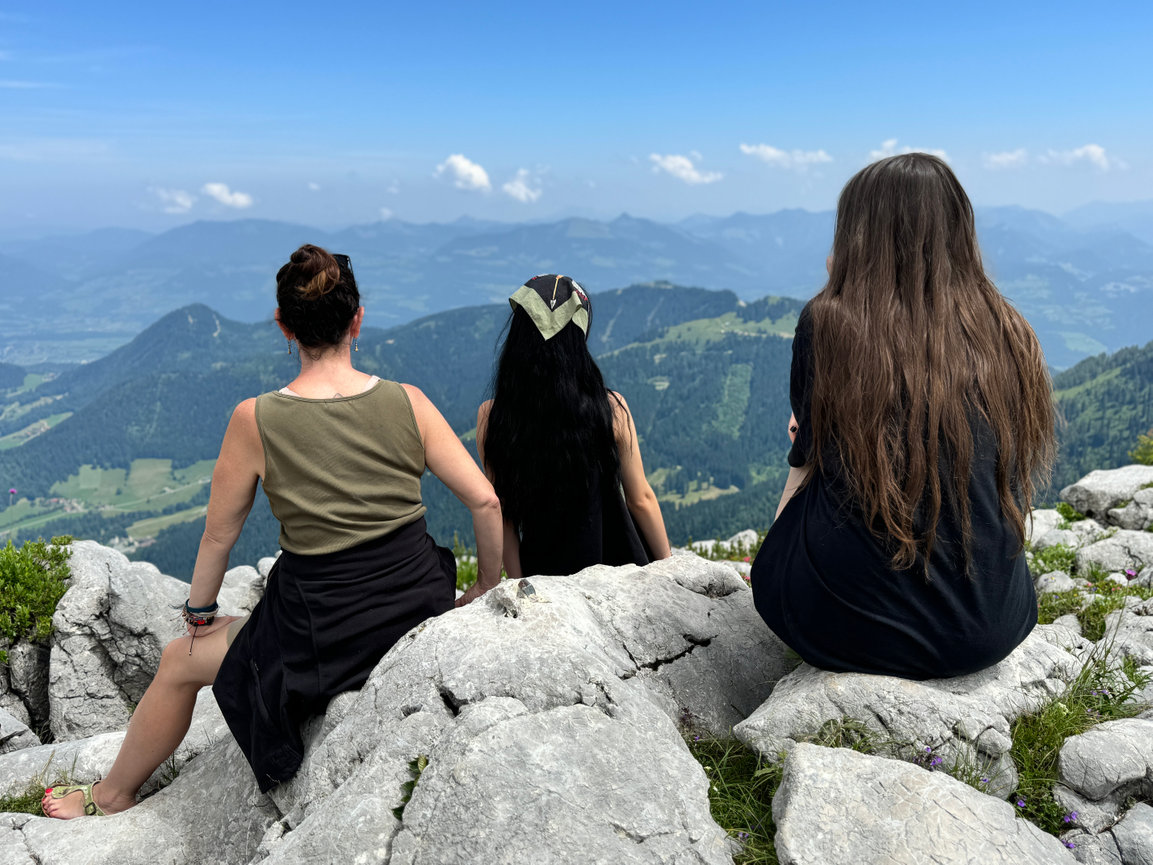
left=43, top=244, right=502, bottom=817
left=752, top=154, right=1056, bottom=680
left=477, top=274, right=671, bottom=580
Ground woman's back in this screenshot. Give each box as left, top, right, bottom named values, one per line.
left=256, top=380, right=425, bottom=554
left=752, top=153, right=1056, bottom=680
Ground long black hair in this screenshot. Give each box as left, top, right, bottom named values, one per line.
left=483, top=305, right=623, bottom=530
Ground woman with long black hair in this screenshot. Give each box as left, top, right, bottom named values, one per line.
left=753, top=153, right=1056, bottom=680
left=477, top=274, right=671, bottom=580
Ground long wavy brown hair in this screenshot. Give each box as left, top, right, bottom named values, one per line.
left=808, top=153, right=1056, bottom=574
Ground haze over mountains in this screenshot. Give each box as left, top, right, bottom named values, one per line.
left=3, top=201, right=1153, bottom=370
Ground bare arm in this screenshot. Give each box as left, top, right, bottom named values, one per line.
left=475, top=400, right=522, bottom=581
left=186, top=398, right=263, bottom=632
left=774, top=465, right=811, bottom=522
left=613, top=393, right=671, bottom=560
left=407, top=386, right=502, bottom=604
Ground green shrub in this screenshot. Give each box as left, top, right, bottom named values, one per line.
left=1055, top=502, right=1087, bottom=524
left=1030, top=543, right=1076, bottom=576
left=1129, top=432, right=1153, bottom=466
left=0, top=536, right=72, bottom=660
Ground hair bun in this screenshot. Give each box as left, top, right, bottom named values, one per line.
left=288, top=244, right=340, bottom=301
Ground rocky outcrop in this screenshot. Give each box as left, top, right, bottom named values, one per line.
left=1061, top=466, right=1153, bottom=521
left=734, top=624, right=1089, bottom=798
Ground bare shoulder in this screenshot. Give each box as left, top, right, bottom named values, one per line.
left=400, top=383, right=431, bottom=411
left=231, top=397, right=258, bottom=426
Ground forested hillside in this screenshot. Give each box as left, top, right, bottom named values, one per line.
left=1050, top=340, right=1153, bottom=491
left=2, top=285, right=1149, bottom=580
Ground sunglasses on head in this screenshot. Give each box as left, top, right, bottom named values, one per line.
left=333, top=253, right=353, bottom=275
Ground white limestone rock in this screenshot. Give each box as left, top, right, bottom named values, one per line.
left=0, top=707, right=38, bottom=755
left=1104, top=599, right=1153, bottom=667
left=1027, top=508, right=1064, bottom=545
left=48, top=542, right=265, bottom=741
left=1077, top=532, right=1153, bottom=577
left=1056, top=718, right=1153, bottom=834
left=12, top=737, right=278, bottom=865
left=1063, top=466, right=1153, bottom=522
left=1039, top=570, right=1079, bottom=593
left=1111, top=802, right=1153, bottom=865
left=734, top=625, right=1088, bottom=798
left=771, top=743, right=1072, bottom=864
left=1108, top=488, right=1153, bottom=532
left=1034, top=528, right=1085, bottom=551
left=1061, top=829, right=1123, bottom=865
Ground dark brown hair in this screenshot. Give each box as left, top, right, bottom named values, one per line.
left=275, top=244, right=360, bottom=347
left=807, top=153, right=1056, bottom=573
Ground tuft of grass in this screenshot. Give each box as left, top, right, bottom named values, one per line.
left=1055, top=502, right=1087, bottom=524
left=451, top=534, right=479, bottom=592
left=0, top=784, right=47, bottom=815
left=1009, top=639, right=1151, bottom=835
left=1029, top=543, right=1077, bottom=576
left=689, top=737, right=781, bottom=864
left=1037, top=589, right=1084, bottom=625
left=0, top=536, right=72, bottom=652
left=1077, top=585, right=1153, bottom=641
left=799, top=717, right=878, bottom=753
left=392, top=754, right=428, bottom=821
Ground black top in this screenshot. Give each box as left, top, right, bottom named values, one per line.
left=751, top=303, right=1037, bottom=679
left=518, top=466, right=651, bottom=577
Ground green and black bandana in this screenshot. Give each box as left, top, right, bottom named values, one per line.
left=508, top=274, right=590, bottom=341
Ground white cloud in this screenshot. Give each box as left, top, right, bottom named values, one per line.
left=649, top=153, right=723, bottom=185
left=868, top=139, right=948, bottom=161
left=152, top=187, right=196, bottom=214
left=983, top=148, right=1029, bottom=169
left=739, top=143, right=833, bottom=171
left=502, top=168, right=542, bottom=203
left=1039, top=143, right=1123, bottom=171
left=201, top=182, right=253, bottom=208
left=379, top=207, right=394, bottom=220
left=435, top=153, right=491, bottom=191
left=307, top=181, right=321, bottom=191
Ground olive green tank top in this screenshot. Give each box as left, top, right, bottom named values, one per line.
left=255, top=380, right=426, bottom=555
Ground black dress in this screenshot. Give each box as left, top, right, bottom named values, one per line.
left=750, top=304, right=1037, bottom=680
left=213, top=517, right=454, bottom=791
left=518, top=467, right=651, bottom=578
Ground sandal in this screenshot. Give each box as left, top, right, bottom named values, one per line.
left=43, top=783, right=107, bottom=817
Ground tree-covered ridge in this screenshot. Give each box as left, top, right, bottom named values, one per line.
left=1050, top=339, right=1153, bottom=491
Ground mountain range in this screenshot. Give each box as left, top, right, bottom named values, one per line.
left=1, top=281, right=1150, bottom=580
left=3, top=201, right=1153, bottom=369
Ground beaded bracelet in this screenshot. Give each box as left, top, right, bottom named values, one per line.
left=181, top=599, right=218, bottom=628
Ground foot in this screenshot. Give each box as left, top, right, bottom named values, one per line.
left=41, top=782, right=135, bottom=819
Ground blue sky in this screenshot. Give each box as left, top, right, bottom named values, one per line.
left=1, top=0, right=1150, bottom=233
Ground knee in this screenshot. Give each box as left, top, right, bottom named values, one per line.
left=155, top=636, right=193, bottom=683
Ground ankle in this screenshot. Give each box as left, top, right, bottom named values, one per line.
left=92, top=781, right=136, bottom=814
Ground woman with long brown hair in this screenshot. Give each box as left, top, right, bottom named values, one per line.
left=751, top=153, right=1056, bottom=679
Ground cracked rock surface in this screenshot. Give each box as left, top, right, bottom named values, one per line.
left=734, top=624, right=1088, bottom=798
left=771, top=743, right=1072, bottom=864
left=1061, top=466, right=1153, bottom=521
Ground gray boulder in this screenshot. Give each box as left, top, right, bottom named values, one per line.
left=1108, top=488, right=1153, bottom=532
left=1027, top=508, right=1064, bottom=544
left=1077, top=532, right=1153, bottom=577
left=1105, top=600, right=1153, bottom=668
left=48, top=542, right=265, bottom=741
left=1063, top=466, right=1153, bottom=521
left=1039, top=570, right=1079, bottom=593
left=771, top=743, right=1072, bottom=864
left=1056, top=718, right=1153, bottom=833
left=0, top=707, right=38, bottom=755
left=1034, top=528, right=1086, bottom=551
left=734, top=624, right=1087, bottom=798
left=1112, top=802, right=1153, bottom=865
left=1061, top=829, right=1122, bottom=865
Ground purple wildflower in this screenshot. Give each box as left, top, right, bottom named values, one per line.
left=1016, top=799, right=1026, bottom=808
left=1063, top=811, right=1078, bottom=823
left=980, top=777, right=990, bottom=785
left=1125, top=568, right=1137, bottom=580
left=1065, top=841, right=1076, bottom=849
left=929, top=756, right=943, bottom=768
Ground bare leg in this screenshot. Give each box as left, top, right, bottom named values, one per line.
left=42, top=619, right=239, bottom=819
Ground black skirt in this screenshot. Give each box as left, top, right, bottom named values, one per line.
left=212, top=516, right=455, bottom=791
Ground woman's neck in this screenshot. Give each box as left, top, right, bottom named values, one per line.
left=288, top=345, right=372, bottom=398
